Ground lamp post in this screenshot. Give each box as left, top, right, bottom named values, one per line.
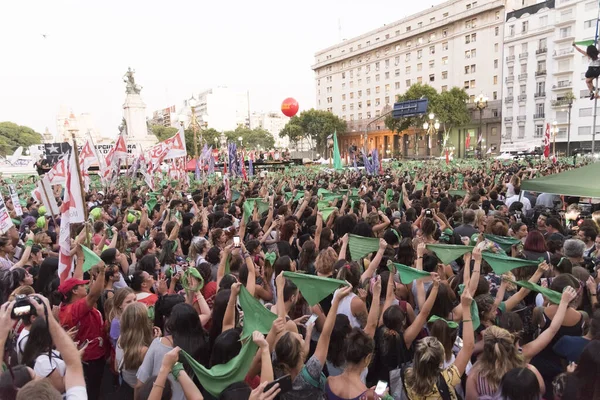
left=475, top=93, right=488, bottom=159
left=552, top=120, right=558, bottom=159
left=422, top=112, right=440, bottom=157
left=238, top=136, right=243, bottom=148
left=566, top=100, right=573, bottom=157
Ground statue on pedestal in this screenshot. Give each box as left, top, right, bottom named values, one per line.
left=123, top=67, right=142, bottom=94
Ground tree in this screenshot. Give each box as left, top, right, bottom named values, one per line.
left=279, top=109, right=347, bottom=155
left=385, top=83, right=440, bottom=133
left=0, top=122, right=43, bottom=156
left=150, top=124, right=178, bottom=142
left=200, top=128, right=222, bottom=149
left=223, top=126, right=275, bottom=150
left=435, top=87, right=471, bottom=144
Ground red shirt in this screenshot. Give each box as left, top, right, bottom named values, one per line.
left=201, top=281, right=217, bottom=310
left=136, top=292, right=158, bottom=307
left=59, top=298, right=106, bottom=361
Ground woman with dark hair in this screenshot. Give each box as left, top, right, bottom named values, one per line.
left=2, top=267, right=33, bottom=296
left=136, top=303, right=209, bottom=400
left=278, top=220, right=299, bottom=259
left=498, top=368, right=542, bottom=400
left=561, top=340, right=600, bottom=400
left=523, top=231, right=550, bottom=263
left=209, top=290, right=234, bottom=349
left=137, top=254, right=161, bottom=278
left=352, top=222, right=374, bottom=238
left=298, top=240, right=317, bottom=274
left=0, top=365, right=35, bottom=400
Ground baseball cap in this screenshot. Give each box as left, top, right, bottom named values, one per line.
left=58, top=278, right=89, bottom=296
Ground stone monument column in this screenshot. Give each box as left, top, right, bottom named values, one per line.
left=122, top=68, right=157, bottom=149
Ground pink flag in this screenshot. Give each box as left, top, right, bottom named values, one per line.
left=58, top=150, right=85, bottom=283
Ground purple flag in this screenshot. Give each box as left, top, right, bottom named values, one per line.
left=362, top=149, right=372, bottom=175
left=195, top=157, right=201, bottom=181
left=249, top=156, right=254, bottom=177
left=372, top=149, right=380, bottom=176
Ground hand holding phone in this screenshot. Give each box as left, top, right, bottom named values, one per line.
left=233, top=236, right=241, bottom=248
left=375, top=380, right=388, bottom=396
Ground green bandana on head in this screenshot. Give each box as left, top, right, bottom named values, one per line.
left=239, top=285, right=277, bottom=338
left=387, top=262, right=431, bottom=284
left=81, top=245, right=102, bottom=273
left=481, top=252, right=541, bottom=275
left=484, top=234, right=522, bottom=253
left=283, top=271, right=349, bottom=306
left=348, top=234, right=380, bottom=261
left=264, top=252, right=277, bottom=266
left=511, top=280, right=562, bottom=304
left=426, top=244, right=474, bottom=265
left=180, top=340, right=258, bottom=397
left=428, top=315, right=459, bottom=329
left=458, top=284, right=480, bottom=330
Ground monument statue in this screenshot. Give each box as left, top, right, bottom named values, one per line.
left=123, top=67, right=142, bottom=94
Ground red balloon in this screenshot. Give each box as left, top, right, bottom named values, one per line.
left=281, top=98, right=299, bottom=117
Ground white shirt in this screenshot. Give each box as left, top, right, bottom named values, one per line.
left=34, top=350, right=66, bottom=378
left=505, top=194, right=532, bottom=212
left=16, top=327, right=29, bottom=363
left=65, top=386, right=87, bottom=400
left=333, top=289, right=360, bottom=328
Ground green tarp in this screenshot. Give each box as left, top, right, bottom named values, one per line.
left=521, top=162, right=600, bottom=197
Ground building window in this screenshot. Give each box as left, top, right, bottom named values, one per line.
left=585, top=19, right=595, bottom=29
left=406, top=53, right=411, bottom=61
left=495, top=26, right=499, bottom=36
left=493, top=91, right=498, bottom=100
left=395, top=30, right=400, bottom=36
left=429, top=74, right=435, bottom=82
left=406, top=40, right=412, bottom=48
left=429, top=32, right=436, bottom=41
left=358, top=101, right=362, bottom=109
left=350, top=92, right=354, bottom=99
left=366, top=77, right=371, bottom=84
left=442, top=71, right=448, bottom=79
left=385, top=59, right=390, bottom=68
left=417, top=76, right=423, bottom=83
left=442, top=29, right=448, bottom=37
left=539, top=15, right=547, bottom=26
left=366, top=99, right=371, bottom=106
left=376, top=86, right=381, bottom=94
left=395, top=82, right=400, bottom=89
left=442, top=56, right=448, bottom=65
left=385, top=72, right=390, bottom=79
left=395, top=56, right=400, bottom=65
left=442, top=42, right=448, bottom=51
left=417, top=63, right=423, bottom=71
left=536, top=81, right=545, bottom=93
left=429, top=60, right=435, bottom=68
left=520, top=84, right=526, bottom=94
left=366, top=89, right=371, bottom=96
left=350, top=81, right=354, bottom=88
left=358, top=90, right=362, bottom=98
left=522, top=21, right=529, bottom=33
left=507, top=87, right=513, bottom=96
left=406, top=79, right=411, bottom=87
left=518, top=126, right=525, bottom=138
left=536, top=103, right=545, bottom=115
left=418, top=37, right=424, bottom=44
left=442, top=85, right=448, bottom=92
left=418, top=22, right=423, bottom=28
left=342, top=105, right=346, bottom=111
left=406, top=25, right=411, bottom=32
left=417, top=49, right=423, bottom=59
left=385, top=84, right=390, bottom=93
left=493, top=75, right=498, bottom=84
left=535, top=125, right=544, bottom=138
left=375, top=62, right=380, bottom=71
left=495, top=10, right=500, bottom=19
left=430, top=17, right=435, bottom=23
left=429, top=46, right=435, bottom=55
left=406, top=66, right=411, bottom=74
left=375, top=74, right=380, bottom=82
left=443, top=12, right=448, bottom=17
left=342, top=94, right=346, bottom=100
left=470, top=79, right=476, bottom=88
left=494, top=43, right=498, bottom=52
left=580, top=107, right=593, bottom=117
left=358, top=79, right=362, bottom=86
left=509, top=25, right=515, bottom=36
left=375, top=98, right=381, bottom=106
left=464, top=81, right=470, bottom=89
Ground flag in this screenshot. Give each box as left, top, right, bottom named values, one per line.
left=465, top=134, right=471, bottom=149
left=481, top=252, right=541, bottom=275
left=445, top=149, right=449, bottom=165
left=543, top=123, right=551, bottom=158
left=388, top=262, right=431, bottom=284
left=348, top=234, right=380, bottom=261
left=102, top=134, right=128, bottom=184
left=223, top=173, right=230, bottom=199
left=195, top=157, right=201, bottom=181
left=248, top=152, right=254, bottom=177
left=426, top=244, right=474, bottom=265
left=240, top=152, right=247, bottom=181
left=333, top=131, right=343, bottom=170
left=78, top=139, right=97, bottom=191
left=58, top=150, right=85, bottom=283
left=362, top=149, right=372, bottom=175
left=238, top=285, right=277, bottom=338
left=46, top=156, right=67, bottom=185
left=208, top=155, right=215, bottom=175
left=32, top=176, right=59, bottom=216
left=163, top=125, right=187, bottom=160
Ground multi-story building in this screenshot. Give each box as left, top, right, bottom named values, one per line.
left=312, top=0, right=506, bottom=158
left=184, top=87, right=249, bottom=132
left=150, top=105, right=177, bottom=128
left=249, top=112, right=291, bottom=148
left=501, top=0, right=598, bottom=155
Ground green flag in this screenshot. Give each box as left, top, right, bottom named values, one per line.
left=388, top=262, right=431, bottom=284
left=317, top=200, right=331, bottom=210
left=575, top=39, right=596, bottom=47
left=283, top=271, right=349, bottom=306
left=348, top=234, right=380, bottom=261
left=242, top=198, right=270, bottom=221
left=180, top=340, right=258, bottom=397
left=385, top=189, right=394, bottom=204
left=81, top=245, right=102, bottom=272
left=333, top=130, right=343, bottom=171
left=239, top=286, right=277, bottom=338
left=320, top=207, right=337, bottom=222
left=481, top=252, right=541, bottom=275
left=458, top=284, right=480, bottom=330
left=484, top=234, right=522, bottom=253
left=426, top=244, right=474, bottom=265
left=512, top=280, right=562, bottom=304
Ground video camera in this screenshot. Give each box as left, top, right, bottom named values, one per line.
left=11, top=294, right=45, bottom=319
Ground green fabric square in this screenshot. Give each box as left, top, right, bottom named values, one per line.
left=348, top=234, right=380, bottom=261
left=283, top=271, right=349, bottom=306
left=426, top=244, right=474, bottom=265
left=239, top=285, right=276, bottom=338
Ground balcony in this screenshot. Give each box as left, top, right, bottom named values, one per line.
left=534, top=113, right=545, bottom=119
left=519, top=52, right=529, bottom=60
left=534, top=91, right=546, bottom=98
left=517, top=116, right=527, bottom=123
left=504, top=116, right=514, bottom=122
left=556, top=14, right=576, bottom=26
left=505, top=76, right=515, bottom=83
left=504, top=96, right=514, bottom=103
left=506, top=55, right=515, bottom=63
left=553, top=47, right=574, bottom=58
left=552, top=98, right=572, bottom=107
left=536, top=48, right=548, bottom=55
left=555, top=31, right=575, bottom=42
left=552, top=80, right=572, bottom=90
left=518, top=94, right=527, bottom=102
left=518, top=73, right=528, bottom=80
left=535, top=70, right=547, bottom=76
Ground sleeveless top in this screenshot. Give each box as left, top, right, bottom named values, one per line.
left=334, top=290, right=360, bottom=328
left=325, top=382, right=368, bottom=400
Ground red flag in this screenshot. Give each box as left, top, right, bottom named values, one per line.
left=241, top=152, right=247, bottom=181
left=543, top=123, right=551, bottom=158
left=465, top=134, right=471, bottom=150
left=445, top=149, right=449, bottom=165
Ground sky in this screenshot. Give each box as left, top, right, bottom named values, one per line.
left=0, top=0, right=446, bottom=139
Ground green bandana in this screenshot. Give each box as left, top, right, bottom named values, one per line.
left=448, top=190, right=466, bottom=198
left=481, top=252, right=541, bottom=275
left=180, top=267, right=204, bottom=291
left=264, top=252, right=277, bottom=266
left=320, top=207, right=337, bottom=222
left=428, top=315, right=459, bottom=329
left=81, top=245, right=102, bottom=273
left=180, top=340, right=258, bottom=397
left=317, top=200, right=331, bottom=210
left=511, top=280, right=562, bottom=304
left=458, top=284, right=480, bottom=330
left=242, top=198, right=270, bottom=222
left=317, top=188, right=331, bottom=197
left=388, top=262, right=431, bottom=284
left=283, top=271, right=349, bottom=306
left=426, top=244, right=474, bottom=265
left=483, top=234, right=522, bottom=253
left=231, top=190, right=241, bottom=202
left=415, top=181, right=425, bottom=191
left=385, top=189, right=394, bottom=203
left=239, top=285, right=277, bottom=338
left=348, top=234, right=380, bottom=261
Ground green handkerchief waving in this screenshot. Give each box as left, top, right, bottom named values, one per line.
left=283, top=271, right=349, bottom=306
left=320, top=207, right=337, bottom=222
left=482, top=252, right=541, bottom=275
left=484, top=234, right=522, bottom=253
left=239, top=285, right=277, bottom=338
left=81, top=245, right=102, bottom=273
left=426, top=244, right=474, bottom=265
left=180, top=340, right=258, bottom=397
left=348, top=234, right=380, bottom=261
left=242, top=198, right=270, bottom=222
left=388, top=262, right=431, bottom=284
left=458, top=284, right=480, bottom=330
left=512, top=280, right=562, bottom=304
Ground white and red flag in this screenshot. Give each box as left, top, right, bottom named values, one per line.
left=58, top=150, right=85, bottom=283
left=163, top=125, right=187, bottom=160
left=543, top=123, right=551, bottom=158
left=78, top=139, right=97, bottom=191
left=46, top=156, right=67, bottom=186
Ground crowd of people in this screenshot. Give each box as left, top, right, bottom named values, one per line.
left=0, top=157, right=599, bottom=400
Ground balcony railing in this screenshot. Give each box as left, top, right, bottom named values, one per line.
left=505, top=76, right=515, bottom=83
left=518, top=73, right=528, bottom=80
left=552, top=80, right=572, bottom=90
left=536, top=48, right=548, bottom=55
left=504, top=96, right=514, bottom=103
left=519, top=52, right=529, bottom=59
left=506, top=55, right=515, bottom=62
left=554, top=47, right=574, bottom=57
left=504, top=116, right=514, bottom=122
left=534, top=113, right=545, bottom=119
left=552, top=99, right=572, bottom=107
left=518, top=94, right=527, bottom=101
left=535, top=70, right=547, bottom=76
left=534, top=91, right=546, bottom=98
left=517, top=116, right=527, bottom=121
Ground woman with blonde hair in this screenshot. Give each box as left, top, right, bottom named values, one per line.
left=116, top=302, right=155, bottom=398
left=108, top=287, right=136, bottom=347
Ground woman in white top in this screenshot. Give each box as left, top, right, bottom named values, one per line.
left=333, top=261, right=368, bottom=329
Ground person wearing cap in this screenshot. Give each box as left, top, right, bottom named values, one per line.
left=58, top=258, right=107, bottom=400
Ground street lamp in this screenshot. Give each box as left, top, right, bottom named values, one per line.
left=565, top=99, right=573, bottom=157
left=552, top=120, right=558, bottom=159
left=238, top=136, right=243, bottom=147
left=475, top=93, right=488, bottom=159
left=422, top=113, right=440, bottom=157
